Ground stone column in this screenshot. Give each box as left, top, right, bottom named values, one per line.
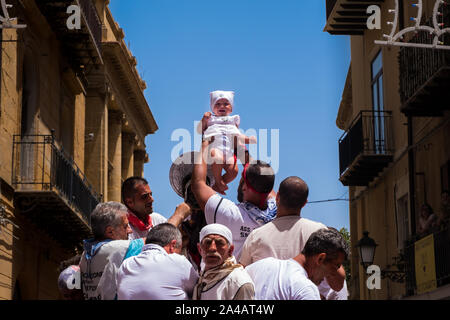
left=85, top=92, right=108, bottom=199
left=62, top=69, right=86, bottom=173
left=133, top=149, right=147, bottom=177
left=108, top=111, right=123, bottom=202
left=0, top=28, right=20, bottom=185
left=73, top=93, right=86, bottom=172
left=122, top=133, right=135, bottom=181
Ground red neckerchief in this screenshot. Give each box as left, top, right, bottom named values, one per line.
left=242, top=163, right=270, bottom=209
left=127, top=210, right=153, bottom=232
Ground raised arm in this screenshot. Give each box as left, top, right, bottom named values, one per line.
left=234, top=138, right=256, bottom=167
left=191, top=140, right=217, bottom=211
left=167, top=203, right=192, bottom=227
left=201, top=112, right=212, bottom=133
left=325, top=265, right=346, bottom=292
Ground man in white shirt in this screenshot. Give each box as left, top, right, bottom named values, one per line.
left=246, top=228, right=349, bottom=300
left=239, top=176, right=348, bottom=299
left=117, top=223, right=199, bottom=300
left=193, top=224, right=255, bottom=300
left=79, top=202, right=145, bottom=300
left=191, top=140, right=276, bottom=258
left=122, top=177, right=191, bottom=240
left=239, top=176, right=325, bottom=264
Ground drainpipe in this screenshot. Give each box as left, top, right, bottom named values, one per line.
left=408, top=116, right=416, bottom=235
left=399, top=0, right=416, bottom=235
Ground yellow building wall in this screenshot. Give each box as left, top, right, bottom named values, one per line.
left=0, top=0, right=154, bottom=300
left=344, top=0, right=450, bottom=299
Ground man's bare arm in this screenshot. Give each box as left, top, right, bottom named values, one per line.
left=191, top=140, right=217, bottom=211
left=325, top=265, right=346, bottom=292
left=167, top=203, right=192, bottom=227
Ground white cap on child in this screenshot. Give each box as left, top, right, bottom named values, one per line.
left=210, top=90, right=235, bottom=111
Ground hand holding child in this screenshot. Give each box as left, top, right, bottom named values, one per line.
left=201, top=112, right=212, bottom=133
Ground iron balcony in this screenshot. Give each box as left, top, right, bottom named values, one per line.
left=339, top=110, right=394, bottom=186
left=324, top=0, right=385, bottom=35
left=403, top=226, right=450, bottom=297
left=399, top=10, right=450, bottom=116
left=35, top=0, right=103, bottom=80
left=12, top=133, right=101, bottom=248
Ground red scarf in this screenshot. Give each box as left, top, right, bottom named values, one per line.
left=242, top=163, right=270, bottom=209
left=127, top=210, right=153, bottom=231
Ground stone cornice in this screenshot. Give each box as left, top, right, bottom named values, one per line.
left=336, top=65, right=353, bottom=131
left=102, top=42, right=158, bottom=137
left=103, top=5, right=157, bottom=140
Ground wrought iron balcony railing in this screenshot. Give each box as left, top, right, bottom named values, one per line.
left=78, top=0, right=102, bottom=50
left=12, top=133, right=101, bottom=246
left=399, top=11, right=450, bottom=116
left=403, top=226, right=450, bottom=297
left=339, top=110, right=394, bottom=186
left=35, top=0, right=103, bottom=76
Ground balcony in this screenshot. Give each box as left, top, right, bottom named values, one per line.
left=404, top=227, right=450, bottom=297
left=12, top=134, right=101, bottom=248
left=398, top=12, right=450, bottom=116
left=325, top=0, right=385, bottom=35
left=339, top=110, right=394, bottom=186
left=35, top=0, right=103, bottom=80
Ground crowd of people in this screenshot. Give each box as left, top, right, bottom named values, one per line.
left=57, top=91, right=350, bottom=300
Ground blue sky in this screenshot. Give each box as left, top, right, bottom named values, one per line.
left=109, top=0, right=351, bottom=230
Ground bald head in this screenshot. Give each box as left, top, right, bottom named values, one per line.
left=278, top=177, right=309, bottom=211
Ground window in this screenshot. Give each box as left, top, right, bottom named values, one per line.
left=371, top=51, right=385, bottom=154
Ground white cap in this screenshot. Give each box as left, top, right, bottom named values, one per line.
left=210, top=90, right=235, bottom=111
left=200, top=224, right=233, bottom=245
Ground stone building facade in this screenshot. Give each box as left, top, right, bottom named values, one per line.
left=325, top=0, right=450, bottom=299
left=0, top=0, right=157, bottom=299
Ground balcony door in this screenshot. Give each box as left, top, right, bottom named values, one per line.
left=19, top=48, right=39, bottom=186
left=371, top=51, right=385, bottom=154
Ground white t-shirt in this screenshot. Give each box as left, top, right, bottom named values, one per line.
left=117, top=244, right=199, bottom=300
left=128, top=212, right=167, bottom=240
left=239, top=215, right=347, bottom=300
left=239, top=215, right=327, bottom=265
left=246, top=258, right=320, bottom=300
left=204, top=194, right=277, bottom=259
left=318, top=279, right=349, bottom=300
left=80, top=239, right=144, bottom=300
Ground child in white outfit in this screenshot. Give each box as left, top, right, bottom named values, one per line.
left=199, top=90, right=256, bottom=194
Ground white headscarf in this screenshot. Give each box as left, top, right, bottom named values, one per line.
left=200, top=223, right=233, bottom=245
left=210, top=90, right=235, bottom=112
